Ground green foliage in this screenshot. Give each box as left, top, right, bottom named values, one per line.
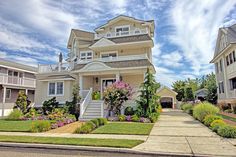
left=74, top=122, right=94, bottom=134
left=210, top=119, right=226, bottom=132
left=193, top=102, right=219, bottom=122
left=24, top=108, right=38, bottom=118
left=136, top=68, right=161, bottom=117
left=217, top=125, right=236, bottom=138
left=185, top=87, right=194, bottom=101
left=203, top=115, right=222, bottom=126
left=14, top=90, right=30, bottom=114
left=31, top=121, right=51, bottom=132
left=172, top=80, right=185, bottom=101
left=182, top=103, right=193, bottom=114
left=90, top=119, right=99, bottom=128
left=42, top=97, right=59, bottom=115
left=124, top=106, right=135, bottom=115
left=92, top=91, right=101, bottom=100
left=118, top=115, right=126, bottom=121
left=97, top=118, right=108, bottom=126
left=148, top=112, right=160, bottom=123
left=131, top=115, right=140, bottom=122
left=47, top=108, right=64, bottom=120
left=6, top=109, right=23, bottom=121
left=204, top=73, right=217, bottom=104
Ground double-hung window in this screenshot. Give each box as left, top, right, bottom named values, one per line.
left=80, top=51, right=93, bottom=61
left=6, top=89, right=11, bottom=99
left=115, top=25, right=129, bottom=36
left=101, top=52, right=117, bottom=58
left=48, top=82, right=64, bottom=96
left=218, top=82, right=224, bottom=94
left=229, top=77, right=236, bottom=90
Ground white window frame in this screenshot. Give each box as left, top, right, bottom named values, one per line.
left=72, top=38, right=77, bottom=59
left=100, top=51, right=118, bottom=58
left=48, top=81, right=64, bottom=96
left=115, top=25, right=130, bottom=36
left=6, top=89, right=11, bottom=99
left=80, top=51, right=93, bottom=61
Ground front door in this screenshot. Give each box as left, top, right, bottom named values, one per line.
left=101, top=78, right=116, bottom=97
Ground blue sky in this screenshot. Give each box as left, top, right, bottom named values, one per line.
left=0, top=0, right=236, bottom=87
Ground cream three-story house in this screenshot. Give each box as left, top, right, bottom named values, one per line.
left=35, top=15, right=155, bottom=120
left=211, top=24, right=236, bottom=106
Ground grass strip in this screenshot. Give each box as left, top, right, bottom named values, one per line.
left=0, top=135, right=143, bottom=148
left=92, top=122, right=153, bottom=135
left=217, top=114, right=236, bottom=122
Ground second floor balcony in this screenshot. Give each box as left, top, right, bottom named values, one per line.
left=38, top=53, right=150, bottom=73
left=0, top=73, right=36, bottom=88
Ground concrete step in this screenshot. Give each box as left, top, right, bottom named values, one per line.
left=82, top=115, right=102, bottom=119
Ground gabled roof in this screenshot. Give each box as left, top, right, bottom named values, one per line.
left=211, top=23, right=236, bottom=62
left=90, top=37, right=116, bottom=48
left=156, top=86, right=178, bottom=95
left=0, top=58, right=37, bottom=73
left=95, top=15, right=155, bottom=33
left=67, top=29, right=94, bottom=48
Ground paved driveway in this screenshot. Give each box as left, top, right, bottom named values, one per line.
left=134, top=109, right=236, bottom=156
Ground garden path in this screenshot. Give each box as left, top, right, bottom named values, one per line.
left=46, top=121, right=83, bottom=133
left=133, top=109, right=236, bottom=156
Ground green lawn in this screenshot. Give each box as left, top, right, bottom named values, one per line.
left=0, top=135, right=143, bottom=148
left=218, top=114, right=236, bottom=122
left=92, top=122, right=154, bottom=135
left=0, top=120, right=54, bottom=132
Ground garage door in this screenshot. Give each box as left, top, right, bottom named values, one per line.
left=160, top=97, right=173, bottom=108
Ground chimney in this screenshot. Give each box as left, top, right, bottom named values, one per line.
left=58, top=52, right=63, bottom=72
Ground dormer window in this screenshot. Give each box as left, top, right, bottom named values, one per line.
left=115, top=25, right=129, bottom=36
left=80, top=51, right=93, bottom=61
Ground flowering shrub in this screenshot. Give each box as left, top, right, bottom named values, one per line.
left=48, top=108, right=64, bottom=120
left=126, top=115, right=132, bottom=121
left=108, top=115, right=151, bottom=123
left=103, top=81, right=133, bottom=115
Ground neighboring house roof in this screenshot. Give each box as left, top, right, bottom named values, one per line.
left=157, top=86, right=178, bottom=95
left=0, top=58, right=37, bottom=73
left=94, top=15, right=155, bottom=33
left=39, top=74, right=75, bottom=81
left=211, top=23, right=236, bottom=62
left=194, top=88, right=208, bottom=97
left=73, top=59, right=153, bottom=70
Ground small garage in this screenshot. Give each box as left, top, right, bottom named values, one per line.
left=157, top=86, right=178, bottom=109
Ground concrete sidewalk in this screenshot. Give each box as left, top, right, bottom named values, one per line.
left=134, top=109, right=236, bottom=156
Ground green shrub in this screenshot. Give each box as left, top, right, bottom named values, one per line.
left=131, top=115, right=140, bottom=122
left=74, top=123, right=94, bottom=134
left=31, top=121, right=51, bottom=132
left=97, top=118, right=108, bottom=126
left=149, top=112, right=160, bottom=123
left=203, top=115, right=222, bottom=126
left=217, top=125, right=236, bottom=138
left=118, top=115, right=126, bottom=121
left=182, top=104, right=193, bottom=114
left=124, top=106, right=135, bottom=115
left=193, top=102, right=219, bottom=122
left=90, top=119, right=99, bottom=128
left=210, top=119, right=226, bottom=132
left=42, top=97, right=59, bottom=115
left=6, top=109, right=23, bottom=120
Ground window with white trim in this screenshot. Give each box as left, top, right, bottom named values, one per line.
left=48, top=82, right=64, bottom=96
left=80, top=51, right=93, bottom=60
left=6, top=89, right=11, bottom=99
left=115, top=25, right=129, bottom=36
left=72, top=39, right=77, bottom=58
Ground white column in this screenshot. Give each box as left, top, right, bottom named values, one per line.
left=25, top=89, right=28, bottom=95
left=116, top=73, right=120, bottom=81
left=79, top=75, right=83, bottom=96
left=2, top=86, right=6, bottom=117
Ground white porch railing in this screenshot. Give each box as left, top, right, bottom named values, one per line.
left=95, top=28, right=148, bottom=39
left=0, top=74, right=36, bottom=88
left=77, top=54, right=148, bottom=64
left=38, top=63, right=73, bottom=73
left=80, top=88, right=93, bottom=118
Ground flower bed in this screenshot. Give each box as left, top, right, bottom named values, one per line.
left=181, top=102, right=236, bottom=138
left=107, top=114, right=160, bottom=123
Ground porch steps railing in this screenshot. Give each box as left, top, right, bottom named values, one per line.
left=79, top=89, right=104, bottom=121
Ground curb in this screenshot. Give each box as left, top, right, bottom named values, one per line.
left=0, top=142, right=195, bottom=157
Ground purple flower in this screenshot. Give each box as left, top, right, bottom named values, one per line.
left=126, top=115, right=132, bottom=121
left=57, top=121, right=64, bottom=127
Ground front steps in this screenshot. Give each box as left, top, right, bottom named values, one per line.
left=80, top=100, right=104, bottom=121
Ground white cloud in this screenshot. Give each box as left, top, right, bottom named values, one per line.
left=169, top=0, right=236, bottom=75
left=160, top=51, right=183, bottom=67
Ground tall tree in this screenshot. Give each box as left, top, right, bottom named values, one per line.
left=172, top=80, right=185, bottom=101
left=205, top=73, right=217, bottom=104
left=136, top=68, right=161, bottom=117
